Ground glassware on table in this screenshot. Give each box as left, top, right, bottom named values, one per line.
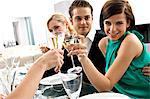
left=34, top=86, right=52, bottom=99
left=0, top=56, right=20, bottom=94
left=61, top=72, right=82, bottom=99
left=0, top=58, right=10, bottom=95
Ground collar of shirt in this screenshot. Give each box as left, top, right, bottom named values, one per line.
left=84, top=27, right=96, bottom=54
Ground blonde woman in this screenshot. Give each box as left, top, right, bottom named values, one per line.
left=40, top=13, right=77, bottom=53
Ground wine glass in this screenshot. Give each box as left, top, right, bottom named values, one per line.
left=63, top=35, right=82, bottom=74
left=0, top=57, right=10, bottom=95
left=10, top=56, right=20, bottom=91
left=51, top=32, right=65, bottom=49
left=0, top=56, right=20, bottom=93
left=61, top=72, right=82, bottom=99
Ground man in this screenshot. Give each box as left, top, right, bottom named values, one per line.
left=66, top=0, right=108, bottom=95
left=68, top=0, right=106, bottom=83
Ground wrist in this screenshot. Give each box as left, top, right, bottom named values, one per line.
left=34, top=57, right=48, bottom=71
left=78, top=54, right=88, bottom=62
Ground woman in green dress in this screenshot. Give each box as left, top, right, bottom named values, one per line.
left=67, top=0, right=150, bottom=98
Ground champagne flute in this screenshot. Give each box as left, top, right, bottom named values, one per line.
left=10, top=56, right=20, bottom=91
left=63, top=35, right=82, bottom=74
left=51, top=32, right=65, bottom=49
left=61, top=72, right=82, bottom=99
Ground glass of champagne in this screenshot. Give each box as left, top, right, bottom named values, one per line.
left=63, top=35, right=82, bottom=74
left=61, top=72, right=82, bottom=99
left=51, top=32, right=65, bottom=49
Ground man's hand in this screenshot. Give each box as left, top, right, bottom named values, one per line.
left=142, top=66, right=150, bottom=76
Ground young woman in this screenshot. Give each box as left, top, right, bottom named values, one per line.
left=0, top=49, right=64, bottom=99
left=67, top=0, right=150, bottom=98
left=40, top=13, right=77, bottom=53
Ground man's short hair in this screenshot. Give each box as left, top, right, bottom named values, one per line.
left=69, top=0, right=93, bottom=18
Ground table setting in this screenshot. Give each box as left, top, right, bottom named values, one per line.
left=78, top=92, right=130, bottom=99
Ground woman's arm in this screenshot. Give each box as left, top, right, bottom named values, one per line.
left=68, top=33, right=143, bottom=92
left=6, top=49, right=64, bottom=99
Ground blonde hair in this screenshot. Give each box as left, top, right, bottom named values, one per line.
left=47, top=12, right=77, bottom=35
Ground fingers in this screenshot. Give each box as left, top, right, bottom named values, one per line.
left=142, top=66, right=150, bottom=76
left=57, top=49, right=64, bottom=55
left=76, top=35, right=85, bottom=43
left=42, top=49, right=64, bottom=71
left=54, top=51, right=64, bottom=72
left=67, top=43, right=87, bottom=56
left=143, top=73, right=150, bottom=76
left=54, top=57, right=64, bottom=72
left=68, top=49, right=87, bottom=56
left=40, top=46, right=50, bottom=53
left=67, top=43, right=86, bottom=51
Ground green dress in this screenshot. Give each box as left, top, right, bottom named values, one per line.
left=105, top=30, right=150, bottom=98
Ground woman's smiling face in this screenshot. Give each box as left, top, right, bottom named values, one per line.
left=48, top=20, right=67, bottom=35
left=104, top=13, right=130, bottom=40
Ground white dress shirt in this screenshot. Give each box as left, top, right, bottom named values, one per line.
left=84, top=27, right=96, bottom=54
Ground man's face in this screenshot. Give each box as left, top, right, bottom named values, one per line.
left=71, top=7, right=93, bottom=37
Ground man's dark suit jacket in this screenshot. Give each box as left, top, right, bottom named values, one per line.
left=43, top=30, right=106, bottom=84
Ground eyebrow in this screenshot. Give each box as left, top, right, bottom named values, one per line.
left=104, top=19, right=125, bottom=22
left=75, top=15, right=91, bottom=18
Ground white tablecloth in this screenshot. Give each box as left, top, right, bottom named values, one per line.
left=79, top=92, right=130, bottom=99
left=1, top=45, right=43, bottom=66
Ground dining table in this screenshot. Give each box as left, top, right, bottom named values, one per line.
left=37, top=81, right=98, bottom=99
left=36, top=74, right=130, bottom=99
left=78, top=92, right=130, bottom=99
left=36, top=84, right=130, bottom=99
left=1, top=45, right=43, bottom=66
left=0, top=64, right=130, bottom=99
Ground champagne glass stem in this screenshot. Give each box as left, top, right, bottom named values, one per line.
left=11, top=71, right=17, bottom=91
left=71, top=55, right=75, bottom=68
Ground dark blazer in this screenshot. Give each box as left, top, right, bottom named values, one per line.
left=43, top=30, right=106, bottom=84
left=83, top=30, right=106, bottom=83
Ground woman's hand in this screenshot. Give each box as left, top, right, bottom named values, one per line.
left=35, top=49, right=64, bottom=72
left=40, top=46, right=50, bottom=53
left=142, top=65, right=150, bottom=76
left=66, top=34, right=87, bottom=61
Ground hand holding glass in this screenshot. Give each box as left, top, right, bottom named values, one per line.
left=63, top=35, right=82, bottom=74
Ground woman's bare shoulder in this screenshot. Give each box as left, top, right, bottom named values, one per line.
left=120, top=33, right=143, bottom=58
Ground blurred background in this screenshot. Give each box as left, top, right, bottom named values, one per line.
left=0, top=0, right=150, bottom=52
